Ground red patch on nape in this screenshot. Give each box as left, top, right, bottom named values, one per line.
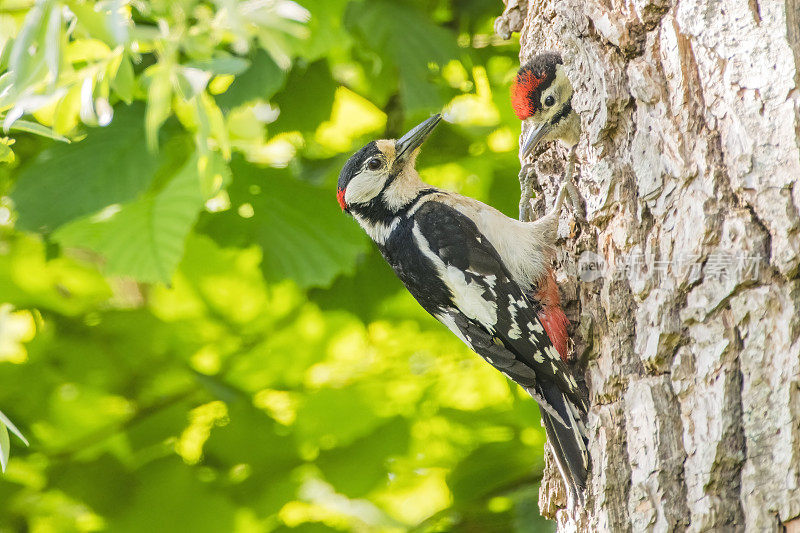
left=510, top=67, right=546, bottom=120
left=536, top=270, right=570, bottom=361
left=336, top=188, right=347, bottom=211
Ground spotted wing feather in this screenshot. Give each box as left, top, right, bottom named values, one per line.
left=410, top=201, right=590, bottom=496
left=412, top=201, right=586, bottom=409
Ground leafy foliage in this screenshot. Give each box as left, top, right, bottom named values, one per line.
left=0, top=0, right=554, bottom=531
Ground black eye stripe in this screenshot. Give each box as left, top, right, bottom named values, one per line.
left=339, top=141, right=380, bottom=191
left=361, top=158, right=382, bottom=173
left=549, top=99, right=572, bottom=126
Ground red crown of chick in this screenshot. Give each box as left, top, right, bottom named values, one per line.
left=510, top=52, right=563, bottom=120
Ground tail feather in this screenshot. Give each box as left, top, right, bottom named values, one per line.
left=540, top=400, right=589, bottom=506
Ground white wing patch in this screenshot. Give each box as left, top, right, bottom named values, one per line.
left=528, top=321, right=544, bottom=335
left=566, top=373, right=578, bottom=390
left=507, top=302, right=522, bottom=340
left=414, top=224, right=498, bottom=332
left=545, top=345, right=561, bottom=361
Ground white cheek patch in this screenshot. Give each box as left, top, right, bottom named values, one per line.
left=345, top=172, right=386, bottom=206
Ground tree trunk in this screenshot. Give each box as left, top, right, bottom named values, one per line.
left=498, top=0, right=800, bottom=530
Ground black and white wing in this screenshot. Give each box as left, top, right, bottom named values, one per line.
left=409, top=200, right=589, bottom=496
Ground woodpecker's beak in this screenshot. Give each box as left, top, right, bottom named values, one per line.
left=521, top=121, right=551, bottom=159
left=395, top=114, right=442, bottom=165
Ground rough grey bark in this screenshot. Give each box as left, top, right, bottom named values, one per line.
left=496, top=0, right=800, bottom=530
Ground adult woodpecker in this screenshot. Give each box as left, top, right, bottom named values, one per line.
left=336, top=115, right=589, bottom=504
left=511, top=52, right=584, bottom=220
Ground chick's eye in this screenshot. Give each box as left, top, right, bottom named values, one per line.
left=367, top=158, right=382, bottom=170
left=544, top=95, right=555, bottom=107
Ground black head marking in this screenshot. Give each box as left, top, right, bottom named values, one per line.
left=512, top=52, right=563, bottom=119
left=337, top=141, right=380, bottom=192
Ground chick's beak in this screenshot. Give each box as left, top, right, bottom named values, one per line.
left=520, top=121, right=552, bottom=159
left=395, top=114, right=442, bottom=166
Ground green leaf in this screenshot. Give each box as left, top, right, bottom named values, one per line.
left=11, top=104, right=165, bottom=233
left=294, top=0, right=352, bottom=63
left=112, top=55, right=136, bottom=104
left=345, top=0, right=459, bottom=111
left=447, top=440, right=541, bottom=503
left=70, top=2, right=130, bottom=47
left=294, top=388, right=382, bottom=448
left=0, top=141, right=14, bottom=164
left=4, top=0, right=50, bottom=100
left=270, top=60, right=337, bottom=134
left=8, top=119, right=70, bottom=142
left=215, top=49, right=285, bottom=111
left=106, top=457, right=237, bottom=532
left=0, top=410, right=29, bottom=447
left=204, top=402, right=303, bottom=513
left=48, top=455, right=137, bottom=514
left=53, top=153, right=204, bottom=283
left=186, top=55, right=251, bottom=76
left=198, top=159, right=369, bottom=288
left=0, top=410, right=28, bottom=474
left=317, top=416, right=409, bottom=497
left=145, top=66, right=174, bottom=151
left=0, top=424, right=8, bottom=473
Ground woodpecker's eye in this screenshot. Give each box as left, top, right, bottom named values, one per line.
left=367, top=158, right=383, bottom=170
left=544, top=95, right=555, bottom=107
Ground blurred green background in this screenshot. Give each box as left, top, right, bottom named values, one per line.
left=0, top=0, right=554, bottom=531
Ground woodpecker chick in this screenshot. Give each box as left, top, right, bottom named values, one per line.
left=337, top=115, right=589, bottom=506
left=511, top=52, right=580, bottom=157
left=512, top=52, right=584, bottom=221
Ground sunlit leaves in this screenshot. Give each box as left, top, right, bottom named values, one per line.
left=315, top=87, right=386, bottom=152
left=295, top=388, right=381, bottom=449
left=0, top=304, right=36, bottom=364
left=143, top=64, right=174, bottom=151
left=0, top=0, right=548, bottom=531
left=344, top=0, right=460, bottom=111
left=0, top=0, right=63, bottom=124
left=200, top=159, right=369, bottom=288
left=295, top=0, right=353, bottom=63
left=68, top=2, right=131, bottom=48
left=272, top=60, right=337, bottom=134
left=215, top=50, right=286, bottom=110
left=6, top=120, right=69, bottom=142
left=53, top=153, right=205, bottom=283
left=151, top=234, right=269, bottom=324
left=0, top=234, right=112, bottom=315
left=11, top=105, right=165, bottom=233
left=316, top=416, right=409, bottom=497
